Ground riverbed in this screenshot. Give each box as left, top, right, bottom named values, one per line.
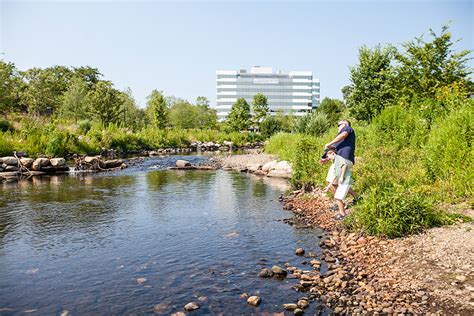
left=0, top=155, right=329, bottom=315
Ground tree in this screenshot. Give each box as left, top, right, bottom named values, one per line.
left=72, top=66, right=102, bottom=87
left=395, top=25, right=472, bottom=102
left=120, top=88, right=146, bottom=131
left=0, top=60, right=23, bottom=113
left=225, top=98, right=251, bottom=132
left=146, top=89, right=168, bottom=129
left=60, top=77, right=90, bottom=122
left=347, top=45, right=396, bottom=121
left=317, top=97, right=345, bottom=125
left=195, top=96, right=217, bottom=129
left=21, top=66, right=73, bottom=116
left=169, top=99, right=198, bottom=129
left=252, top=93, right=269, bottom=127
left=87, top=81, right=123, bottom=126
left=341, top=85, right=353, bottom=103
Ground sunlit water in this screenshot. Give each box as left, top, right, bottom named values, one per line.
left=0, top=156, right=328, bottom=315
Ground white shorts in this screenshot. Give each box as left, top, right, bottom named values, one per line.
left=326, top=164, right=335, bottom=183
left=334, top=183, right=350, bottom=200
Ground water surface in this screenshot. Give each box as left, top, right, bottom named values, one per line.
left=0, top=156, right=327, bottom=314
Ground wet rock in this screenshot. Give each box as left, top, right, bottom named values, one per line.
left=247, top=296, right=261, bottom=306
left=153, top=303, right=170, bottom=313
left=267, top=170, right=291, bottom=179
left=20, top=158, right=34, bottom=168
left=136, top=277, right=147, bottom=285
left=294, top=308, right=304, bottom=315
left=183, top=302, right=200, bottom=311
left=84, top=156, right=100, bottom=164
left=0, top=156, right=18, bottom=166
left=60, top=310, right=69, bottom=316
left=283, top=303, right=298, bottom=311
left=258, top=268, right=274, bottom=278
left=50, top=158, right=66, bottom=167
left=4, top=165, right=18, bottom=172
left=176, top=160, right=191, bottom=168
left=240, top=293, right=249, bottom=299
left=103, top=159, right=123, bottom=169
left=32, top=158, right=50, bottom=171
left=170, top=312, right=186, bottom=316
left=271, top=265, right=288, bottom=277
left=297, top=299, right=309, bottom=309
left=295, top=248, right=305, bottom=256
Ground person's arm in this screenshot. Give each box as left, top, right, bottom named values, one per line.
left=339, top=163, right=347, bottom=184
left=325, top=131, right=349, bottom=149
left=323, top=176, right=337, bottom=192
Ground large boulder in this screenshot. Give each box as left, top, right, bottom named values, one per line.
left=84, top=156, right=100, bottom=164
left=50, top=158, right=66, bottom=167
left=275, top=160, right=292, bottom=172
left=0, top=156, right=19, bottom=166
left=32, top=158, right=51, bottom=171
left=176, top=160, right=191, bottom=168
left=103, top=159, right=123, bottom=169
left=262, top=160, right=278, bottom=172
left=267, top=169, right=292, bottom=179
left=20, top=158, right=34, bottom=169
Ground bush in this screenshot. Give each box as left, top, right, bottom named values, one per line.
left=260, top=116, right=283, bottom=138
left=265, top=132, right=304, bottom=162
left=78, top=119, right=92, bottom=134
left=305, top=112, right=330, bottom=137
left=423, top=104, right=473, bottom=197
left=346, top=188, right=444, bottom=238
left=0, top=119, right=14, bottom=132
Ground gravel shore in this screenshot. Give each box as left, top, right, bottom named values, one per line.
left=282, top=190, right=474, bottom=314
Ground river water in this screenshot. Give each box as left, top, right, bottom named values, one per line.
left=0, top=156, right=328, bottom=315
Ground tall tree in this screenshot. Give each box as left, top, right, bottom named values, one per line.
left=347, top=45, right=396, bottom=121
left=87, top=81, right=123, bottom=126
left=146, top=89, right=168, bottom=129
left=317, top=97, right=345, bottom=125
left=226, top=98, right=251, bottom=132
left=0, top=60, right=23, bottom=113
left=252, top=92, right=269, bottom=128
left=341, top=85, right=353, bottom=103
left=120, top=88, right=146, bottom=131
left=169, top=99, right=198, bottom=129
left=60, top=77, right=90, bottom=122
left=195, top=96, right=217, bottom=129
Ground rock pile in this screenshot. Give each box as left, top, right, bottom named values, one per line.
left=74, top=156, right=127, bottom=171
left=0, top=156, right=69, bottom=177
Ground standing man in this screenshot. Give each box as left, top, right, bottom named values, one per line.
left=320, top=120, right=358, bottom=204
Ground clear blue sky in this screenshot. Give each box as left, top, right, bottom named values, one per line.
left=1, top=0, right=472, bottom=108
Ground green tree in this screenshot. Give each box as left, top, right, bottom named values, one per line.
left=225, top=97, right=251, bottom=132
left=252, top=93, right=269, bottom=127
left=0, top=60, right=23, bottom=113
left=120, top=88, right=147, bottom=131
left=146, top=89, right=168, bottom=129
left=317, top=97, right=345, bottom=125
left=341, top=85, right=353, bottom=103
left=72, top=66, right=102, bottom=87
left=87, top=81, right=123, bottom=126
left=347, top=45, right=396, bottom=121
left=21, top=66, right=73, bottom=116
left=60, top=77, right=90, bottom=122
left=395, top=25, right=472, bottom=102
left=195, top=96, right=217, bottom=129
left=169, top=99, right=198, bottom=129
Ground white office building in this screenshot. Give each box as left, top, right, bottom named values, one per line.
left=216, top=66, right=320, bottom=121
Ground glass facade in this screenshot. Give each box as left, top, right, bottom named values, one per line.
left=216, top=67, right=320, bottom=120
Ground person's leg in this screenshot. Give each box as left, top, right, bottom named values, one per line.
left=335, top=199, right=345, bottom=216
left=334, top=183, right=350, bottom=217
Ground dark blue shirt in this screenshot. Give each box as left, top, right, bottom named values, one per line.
left=335, top=126, right=356, bottom=164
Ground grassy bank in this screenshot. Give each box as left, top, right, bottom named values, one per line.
left=0, top=115, right=264, bottom=157
left=265, top=100, right=473, bottom=237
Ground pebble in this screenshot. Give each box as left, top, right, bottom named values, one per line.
left=295, top=248, right=305, bottom=256
left=258, top=268, right=274, bottom=278
left=247, top=296, right=261, bottom=306
left=455, top=275, right=467, bottom=282
left=271, top=265, right=288, bottom=277
left=297, top=299, right=309, bottom=309
left=294, top=308, right=304, bottom=315
left=283, top=303, right=298, bottom=310
left=184, top=302, right=200, bottom=311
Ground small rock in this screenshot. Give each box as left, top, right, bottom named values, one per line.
left=258, top=268, right=274, bottom=278
left=176, top=160, right=191, bottom=168
left=247, top=296, right=261, bottom=306
left=283, top=303, right=298, bottom=311
left=240, top=293, right=249, bottom=299
left=60, top=310, right=69, bottom=316
left=136, top=277, right=147, bottom=285
left=50, top=158, right=66, bottom=167
left=170, top=312, right=186, bottom=316
left=153, top=303, right=170, bottom=313
left=32, top=158, right=50, bottom=171
left=183, top=302, right=200, bottom=311
left=297, top=299, right=309, bottom=309
left=20, top=158, right=34, bottom=168
left=271, top=265, right=288, bottom=277
left=295, top=248, right=305, bottom=256
left=294, top=308, right=304, bottom=315
left=455, top=275, right=467, bottom=282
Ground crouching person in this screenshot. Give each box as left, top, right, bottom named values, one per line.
left=323, top=147, right=355, bottom=220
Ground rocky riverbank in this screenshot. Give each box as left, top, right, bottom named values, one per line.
left=280, top=189, right=474, bottom=315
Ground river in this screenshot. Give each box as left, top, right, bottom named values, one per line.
left=0, top=155, right=329, bottom=315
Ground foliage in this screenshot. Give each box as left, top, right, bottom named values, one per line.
left=60, top=77, right=90, bottom=122
left=317, top=97, right=345, bottom=125
left=265, top=132, right=305, bottom=164
left=423, top=103, right=473, bottom=197
left=225, top=98, right=251, bottom=132
left=0, top=119, right=14, bottom=132
left=87, top=81, right=123, bottom=126
left=347, top=45, right=396, bottom=121
left=260, top=115, right=283, bottom=138
left=252, top=93, right=269, bottom=127
left=0, top=60, right=23, bottom=113
left=146, top=89, right=168, bottom=129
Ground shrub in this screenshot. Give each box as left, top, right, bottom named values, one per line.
left=423, top=104, right=473, bottom=197
left=265, top=132, right=304, bottom=162
left=260, top=116, right=283, bottom=138
left=346, top=188, right=444, bottom=238
left=305, top=112, right=330, bottom=137
left=0, top=119, right=14, bottom=132
left=78, top=119, right=92, bottom=134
